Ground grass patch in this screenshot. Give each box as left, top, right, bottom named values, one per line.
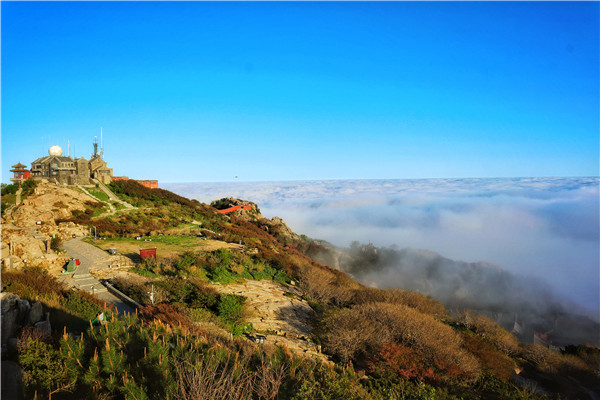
left=84, top=234, right=236, bottom=259
left=87, top=188, right=110, bottom=202
left=131, top=267, right=161, bottom=278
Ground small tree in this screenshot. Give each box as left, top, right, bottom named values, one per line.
left=51, top=236, right=63, bottom=251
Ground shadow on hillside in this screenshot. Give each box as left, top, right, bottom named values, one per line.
left=273, top=303, right=313, bottom=338
left=48, top=304, right=101, bottom=334
left=123, top=252, right=141, bottom=263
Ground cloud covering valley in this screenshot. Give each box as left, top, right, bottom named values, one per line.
left=164, top=177, right=600, bottom=325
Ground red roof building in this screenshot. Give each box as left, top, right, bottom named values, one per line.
left=10, top=163, right=31, bottom=184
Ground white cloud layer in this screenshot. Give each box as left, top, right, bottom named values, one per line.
left=164, top=177, right=600, bottom=318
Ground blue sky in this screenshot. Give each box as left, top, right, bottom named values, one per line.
left=2, top=1, right=598, bottom=183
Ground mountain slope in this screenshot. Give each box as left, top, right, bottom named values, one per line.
left=1, top=179, right=599, bottom=399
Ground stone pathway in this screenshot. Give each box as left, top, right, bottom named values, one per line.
left=93, top=179, right=136, bottom=212
left=60, top=237, right=135, bottom=315
left=77, top=181, right=136, bottom=218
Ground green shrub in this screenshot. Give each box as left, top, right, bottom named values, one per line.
left=21, top=179, right=37, bottom=197
left=113, top=278, right=149, bottom=305
left=2, top=266, right=65, bottom=298
left=216, top=248, right=233, bottom=267
left=231, top=322, right=254, bottom=338
left=208, top=266, right=240, bottom=284
left=61, top=291, right=103, bottom=319
left=1, top=183, right=18, bottom=195
left=367, top=377, right=459, bottom=400
left=291, top=363, right=373, bottom=400
left=218, top=294, right=246, bottom=325
left=18, top=332, right=73, bottom=397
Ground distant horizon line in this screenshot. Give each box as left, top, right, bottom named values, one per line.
left=160, top=175, right=600, bottom=186
left=3, top=175, right=597, bottom=186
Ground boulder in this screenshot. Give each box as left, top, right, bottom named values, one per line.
left=34, top=313, right=51, bottom=336
left=18, top=299, right=31, bottom=319
left=7, top=338, right=19, bottom=352
left=1, top=360, right=24, bottom=400
left=28, top=302, right=44, bottom=325
left=1, top=293, right=22, bottom=346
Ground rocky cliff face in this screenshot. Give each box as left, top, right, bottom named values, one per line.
left=1, top=292, right=51, bottom=352
left=211, top=197, right=301, bottom=243
left=8, top=180, right=94, bottom=228
left=210, top=197, right=264, bottom=219
left=1, top=180, right=92, bottom=271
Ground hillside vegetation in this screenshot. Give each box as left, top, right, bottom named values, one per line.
left=3, top=180, right=599, bottom=399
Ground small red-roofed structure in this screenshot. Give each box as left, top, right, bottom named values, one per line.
left=10, top=163, right=30, bottom=184
left=216, top=205, right=252, bottom=214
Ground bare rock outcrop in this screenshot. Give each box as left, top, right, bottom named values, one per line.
left=1, top=292, right=49, bottom=352
left=212, top=279, right=327, bottom=361
left=1, top=181, right=92, bottom=271
left=210, top=197, right=301, bottom=243
left=9, top=180, right=94, bottom=229
left=211, top=197, right=264, bottom=220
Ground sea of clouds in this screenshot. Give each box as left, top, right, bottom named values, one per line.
left=164, top=177, right=599, bottom=320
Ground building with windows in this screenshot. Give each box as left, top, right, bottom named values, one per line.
left=29, top=139, right=113, bottom=185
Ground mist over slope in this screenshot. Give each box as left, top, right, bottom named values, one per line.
left=164, top=177, right=600, bottom=323
left=305, top=242, right=599, bottom=346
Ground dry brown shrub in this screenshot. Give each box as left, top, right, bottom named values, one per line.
left=174, top=352, right=252, bottom=400
left=519, top=343, right=554, bottom=369
left=385, top=289, right=447, bottom=317
left=366, top=342, right=435, bottom=381
left=252, top=359, right=287, bottom=400
left=140, top=303, right=199, bottom=334
left=350, top=287, right=390, bottom=304
left=520, top=343, right=599, bottom=380
left=322, top=307, right=390, bottom=363
left=362, top=303, right=480, bottom=382
left=462, top=335, right=515, bottom=381
left=459, top=311, right=519, bottom=355
left=298, top=264, right=357, bottom=305
left=352, top=287, right=447, bottom=317
left=323, top=302, right=481, bottom=383
left=298, top=264, right=336, bottom=303
left=574, top=348, right=600, bottom=378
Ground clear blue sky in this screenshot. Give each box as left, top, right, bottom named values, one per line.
left=2, top=1, right=598, bottom=183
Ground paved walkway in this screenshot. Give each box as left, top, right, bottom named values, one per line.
left=60, top=237, right=135, bottom=315
left=15, top=188, right=22, bottom=205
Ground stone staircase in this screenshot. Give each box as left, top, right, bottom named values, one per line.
left=71, top=273, right=108, bottom=294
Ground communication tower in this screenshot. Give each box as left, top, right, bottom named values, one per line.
left=93, top=136, right=99, bottom=157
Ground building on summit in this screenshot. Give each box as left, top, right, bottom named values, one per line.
left=10, top=163, right=31, bottom=184
left=30, top=138, right=113, bottom=185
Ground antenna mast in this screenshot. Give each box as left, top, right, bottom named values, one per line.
left=93, top=136, right=98, bottom=157
left=100, top=127, right=104, bottom=158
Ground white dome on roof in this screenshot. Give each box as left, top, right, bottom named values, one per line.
left=49, top=145, right=63, bottom=156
